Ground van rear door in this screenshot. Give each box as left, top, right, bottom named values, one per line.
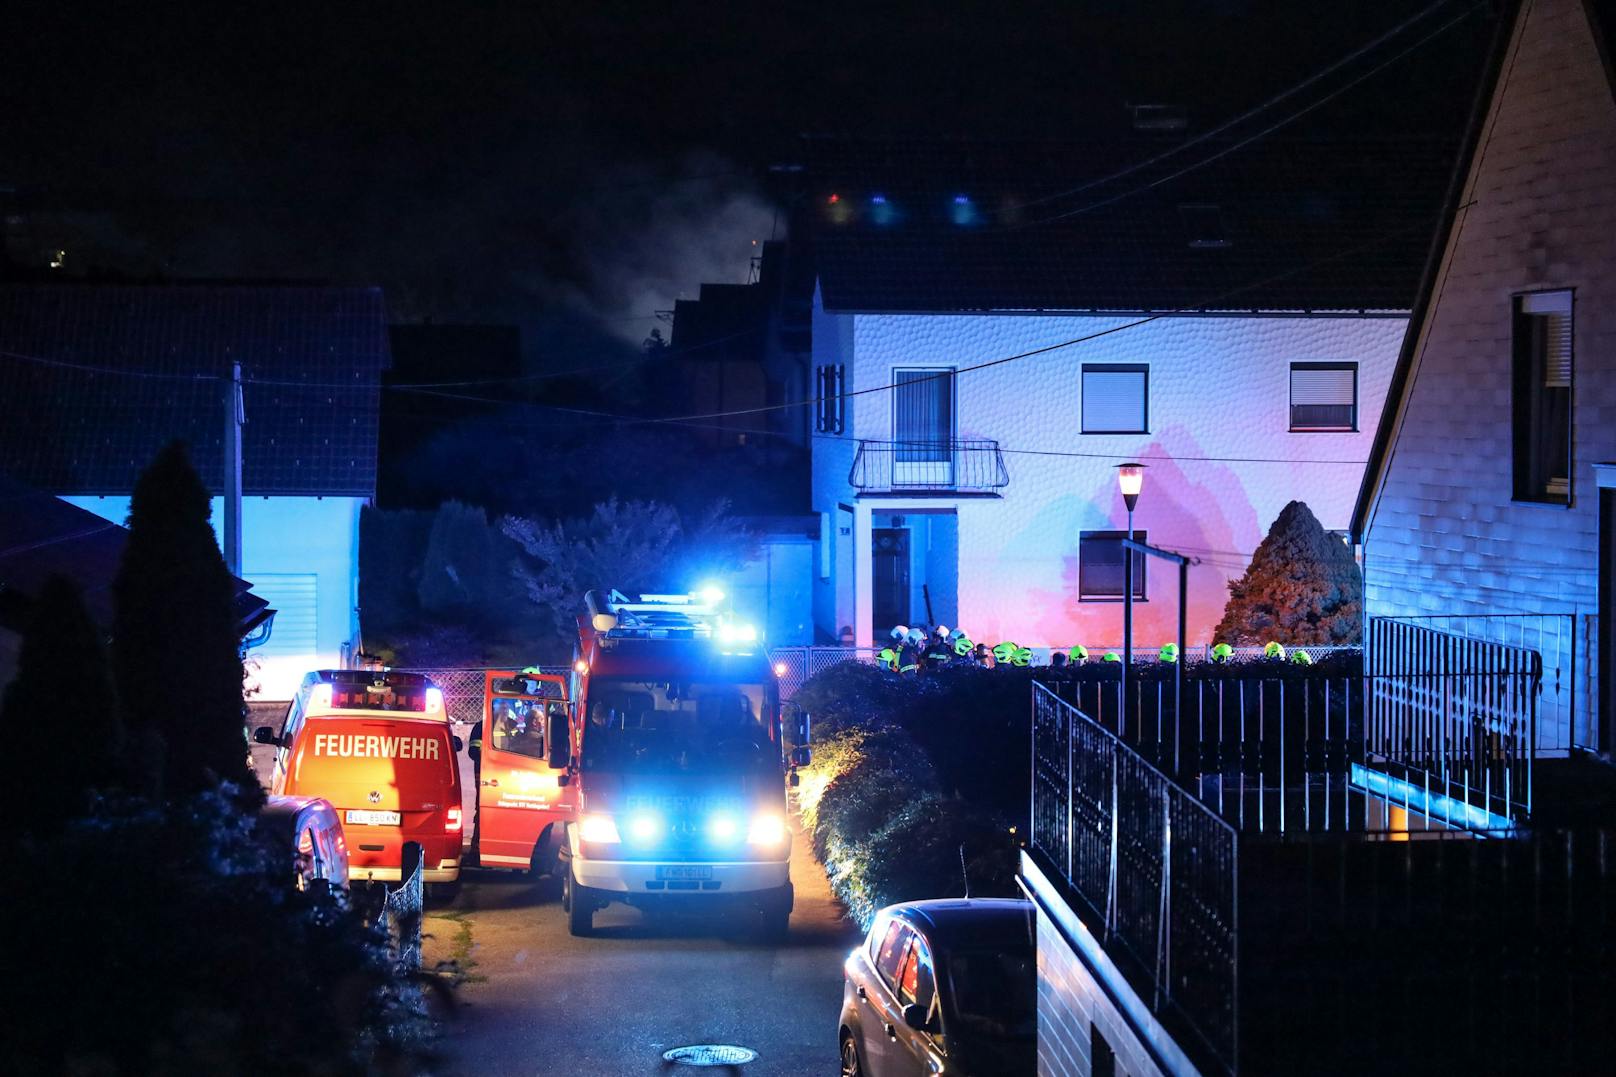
left=286, top=717, right=458, bottom=871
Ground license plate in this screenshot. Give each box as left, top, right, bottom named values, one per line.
left=346, top=809, right=401, bottom=827
left=655, top=865, right=713, bottom=881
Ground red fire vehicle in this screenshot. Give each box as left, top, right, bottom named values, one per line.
left=558, top=589, right=810, bottom=938
left=467, top=669, right=576, bottom=875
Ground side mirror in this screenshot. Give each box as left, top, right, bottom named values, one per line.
left=901, top=1003, right=929, bottom=1031
left=789, top=770, right=801, bottom=788
left=547, top=711, right=572, bottom=770
left=253, top=726, right=279, bottom=746
left=556, top=771, right=572, bottom=787
left=790, top=745, right=812, bottom=768
left=452, top=736, right=465, bottom=753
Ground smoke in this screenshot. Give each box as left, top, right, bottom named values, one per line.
left=550, top=153, right=779, bottom=345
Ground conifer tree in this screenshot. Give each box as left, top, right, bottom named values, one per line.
left=112, top=442, right=254, bottom=797
left=1, top=576, right=124, bottom=831
left=1214, top=500, right=1363, bottom=646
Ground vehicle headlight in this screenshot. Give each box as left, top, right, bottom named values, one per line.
left=579, top=813, right=621, bottom=844
left=708, top=813, right=741, bottom=842
left=747, top=812, right=787, bottom=846
left=627, top=812, right=663, bottom=842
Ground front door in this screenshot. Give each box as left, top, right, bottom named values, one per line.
left=477, top=672, right=574, bottom=870
left=873, top=528, right=910, bottom=637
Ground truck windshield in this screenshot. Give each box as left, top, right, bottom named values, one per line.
left=583, top=678, right=775, bottom=773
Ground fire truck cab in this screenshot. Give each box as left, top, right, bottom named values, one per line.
left=468, top=669, right=575, bottom=875
left=560, top=589, right=810, bottom=938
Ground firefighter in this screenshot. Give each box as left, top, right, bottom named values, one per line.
left=1049, top=650, right=1069, bottom=669
left=877, top=646, right=901, bottom=672
left=1159, top=642, right=1180, bottom=664
left=992, top=641, right=1017, bottom=665
left=1069, top=645, right=1089, bottom=664
left=1291, top=649, right=1314, bottom=666
left=1211, top=642, right=1234, bottom=663
left=1264, top=641, right=1287, bottom=660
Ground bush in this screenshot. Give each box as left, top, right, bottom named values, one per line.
left=837, top=796, right=1020, bottom=929
left=4, top=787, right=436, bottom=1074
left=801, top=725, right=938, bottom=863
left=1215, top=500, right=1363, bottom=645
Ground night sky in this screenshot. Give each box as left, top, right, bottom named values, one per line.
left=4, top=1, right=1497, bottom=365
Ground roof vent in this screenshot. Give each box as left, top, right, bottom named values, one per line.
left=1180, top=203, right=1231, bottom=249
left=1132, top=104, right=1188, bottom=132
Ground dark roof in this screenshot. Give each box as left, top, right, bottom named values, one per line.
left=808, top=134, right=1461, bottom=314
left=0, top=283, right=390, bottom=496
left=0, top=472, right=269, bottom=634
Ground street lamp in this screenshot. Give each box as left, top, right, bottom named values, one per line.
left=1114, top=462, right=1147, bottom=712
left=1116, top=462, right=1146, bottom=539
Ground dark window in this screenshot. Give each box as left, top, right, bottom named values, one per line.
left=1513, top=291, right=1573, bottom=504
left=1091, top=1023, right=1118, bottom=1077
left=1290, top=363, right=1357, bottom=431
left=897, top=936, right=935, bottom=1011
left=815, top=364, right=845, bottom=434
left=875, top=920, right=912, bottom=989
left=894, top=368, right=954, bottom=462
left=1079, top=530, right=1147, bottom=601
left=1081, top=365, right=1148, bottom=433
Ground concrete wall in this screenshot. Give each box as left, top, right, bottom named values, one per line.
left=731, top=533, right=816, bottom=645
left=64, top=495, right=365, bottom=700
left=813, top=293, right=1403, bottom=646
left=1361, top=0, right=1616, bottom=738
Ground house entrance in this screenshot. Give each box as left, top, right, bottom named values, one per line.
left=872, top=528, right=910, bottom=637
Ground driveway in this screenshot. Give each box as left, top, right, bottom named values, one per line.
left=433, top=813, right=856, bottom=1076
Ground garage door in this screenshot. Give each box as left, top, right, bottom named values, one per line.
left=247, top=573, right=318, bottom=658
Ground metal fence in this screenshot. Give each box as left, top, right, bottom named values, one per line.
left=1365, top=618, right=1540, bottom=822
left=394, top=666, right=570, bottom=725
left=767, top=646, right=879, bottom=699
left=848, top=439, right=1010, bottom=493
left=1381, top=612, right=1593, bottom=752
left=1032, top=683, right=1238, bottom=1073
left=379, top=841, right=425, bottom=972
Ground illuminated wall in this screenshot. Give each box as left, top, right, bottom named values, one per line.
left=63, top=495, right=364, bottom=700
left=812, top=289, right=1403, bottom=648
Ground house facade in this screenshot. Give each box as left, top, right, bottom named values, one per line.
left=801, top=134, right=1458, bottom=650
left=1355, top=0, right=1616, bottom=756
left=812, top=302, right=1402, bottom=648
left=0, top=283, right=390, bottom=700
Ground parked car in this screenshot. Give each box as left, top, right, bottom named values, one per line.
left=840, top=899, right=1036, bottom=1077
left=257, top=795, right=350, bottom=891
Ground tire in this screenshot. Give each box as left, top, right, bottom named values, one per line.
left=564, top=863, right=595, bottom=937
left=839, top=1033, right=863, bottom=1077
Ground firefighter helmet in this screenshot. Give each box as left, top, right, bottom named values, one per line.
left=1069, top=645, right=1089, bottom=663
left=1159, top=642, right=1180, bottom=663
left=953, top=635, right=974, bottom=656
left=1102, top=650, right=1121, bottom=663
left=1211, top=642, right=1234, bottom=662
left=1291, top=649, right=1314, bottom=665
left=992, top=642, right=1016, bottom=663
left=1012, top=647, right=1033, bottom=667
left=1264, top=641, right=1286, bottom=660
left=877, top=647, right=900, bottom=671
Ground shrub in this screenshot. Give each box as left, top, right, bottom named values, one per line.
left=801, top=725, right=938, bottom=863
left=795, top=660, right=913, bottom=740
left=1215, top=500, right=1363, bottom=645
left=4, top=787, right=437, bottom=1073
left=837, top=795, right=1021, bottom=929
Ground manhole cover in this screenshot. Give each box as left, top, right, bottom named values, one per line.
left=662, top=1044, right=757, bottom=1066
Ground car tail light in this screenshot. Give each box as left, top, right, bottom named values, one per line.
left=445, top=806, right=464, bottom=833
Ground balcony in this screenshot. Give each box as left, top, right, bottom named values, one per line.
left=847, top=439, right=1009, bottom=495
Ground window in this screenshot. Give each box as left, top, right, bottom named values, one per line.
left=875, top=920, right=912, bottom=988
left=1079, top=530, right=1147, bottom=601
left=894, top=368, right=954, bottom=461
left=897, top=936, right=935, bottom=1012
left=1513, top=290, right=1573, bottom=504
left=1290, top=362, right=1357, bottom=431
left=1081, top=365, right=1148, bottom=433
left=489, top=697, right=547, bottom=759
left=815, top=364, right=845, bottom=434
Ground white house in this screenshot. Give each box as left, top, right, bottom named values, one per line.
left=804, top=136, right=1457, bottom=649
left=1355, top=0, right=1616, bottom=757
left=0, top=283, right=390, bottom=699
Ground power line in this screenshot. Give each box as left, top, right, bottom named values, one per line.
left=1014, top=0, right=1470, bottom=214
left=1015, top=4, right=1481, bottom=229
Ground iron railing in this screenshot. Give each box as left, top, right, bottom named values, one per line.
left=1381, top=612, right=1593, bottom=752
left=1032, top=683, right=1238, bottom=1073
left=848, top=439, right=1009, bottom=493
left=1365, top=618, right=1540, bottom=822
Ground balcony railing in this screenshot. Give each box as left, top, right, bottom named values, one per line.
left=848, top=439, right=1009, bottom=494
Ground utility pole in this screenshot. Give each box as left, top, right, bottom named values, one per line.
left=223, top=361, right=244, bottom=576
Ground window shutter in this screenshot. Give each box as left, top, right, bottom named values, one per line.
left=249, top=573, right=319, bottom=658
left=1521, top=291, right=1572, bottom=387
left=1290, top=364, right=1356, bottom=429
left=1082, top=369, right=1147, bottom=433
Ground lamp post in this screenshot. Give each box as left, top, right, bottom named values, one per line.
left=1115, top=463, right=1146, bottom=720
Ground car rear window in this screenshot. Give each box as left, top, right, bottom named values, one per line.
left=287, top=718, right=455, bottom=810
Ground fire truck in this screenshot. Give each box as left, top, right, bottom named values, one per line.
left=467, top=669, right=576, bottom=875
left=558, top=588, right=810, bottom=938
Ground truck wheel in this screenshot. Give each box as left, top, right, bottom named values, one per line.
left=756, top=882, right=793, bottom=941
left=564, top=864, right=595, bottom=937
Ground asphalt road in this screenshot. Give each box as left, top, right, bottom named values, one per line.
left=434, top=815, right=858, bottom=1076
